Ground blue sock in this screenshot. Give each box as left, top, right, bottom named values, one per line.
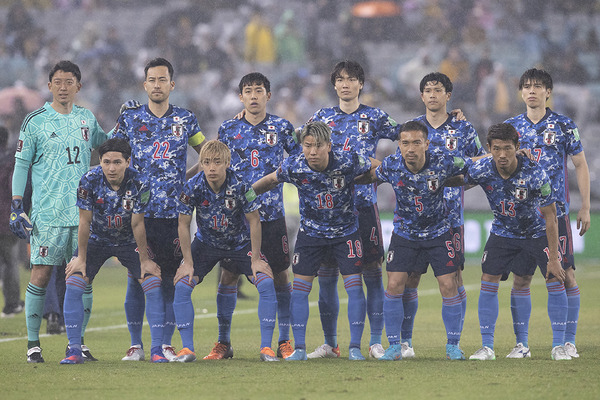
left=124, top=273, right=145, bottom=347
left=63, top=275, right=86, bottom=349
left=81, top=284, right=93, bottom=339
left=216, top=284, right=237, bottom=343
left=25, top=283, right=46, bottom=345
left=478, top=281, right=499, bottom=349
left=290, top=278, right=312, bottom=350
left=142, top=276, right=165, bottom=350
left=173, top=277, right=196, bottom=351
left=161, top=279, right=176, bottom=345
left=362, top=268, right=384, bottom=346
left=546, top=281, right=567, bottom=347
left=383, top=290, right=403, bottom=345
left=565, top=285, right=580, bottom=344
left=510, top=287, right=531, bottom=347
left=401, top=287, right=418, bottom=343
left=317, top=267, right=339, bottom=347
left=343, top=275, right=366, bottom=349
left=254, top=273, right=277, bottom=349
left=458, top=285, right=467, bottom=334
left=442, top=294, right=462, bottom=345
left=275, top=282, right=292, bottom=342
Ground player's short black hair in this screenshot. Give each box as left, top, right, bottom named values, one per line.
left=486, top=123, right=519, bottom=146
left=238, top=72, right=271, bottom=93
left=419, top=72, right=453, bottom=93
left=49, top=60, right=81, bottom=83
left=98, top=138, right=132, bottom=160
left=400, top=120, right=428, bottom=140
left=518, top=68, right=553, bottom=91
left=330, top=60, right=365, bottom=86
left=145, top=57, right=174, bottom=80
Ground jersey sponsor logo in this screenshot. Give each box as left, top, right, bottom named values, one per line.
left=179, top=192, right=190, bottom=205
left=172, top=124, right=183, bottom=137
left=543, top=129, right=556, bottom=145
left=81, top=126, right=89, bottom=141
left=265, top=131, right=277, bottom=146
left=139, top=125, right=149, bottom=132
left=386, top=250, right=394, bottom=263
left=515, top=187, right=528, bottom=200
left=445, top=136, right=458, bottom=150
left=225, top=197, right=236, bottom=209
left=39, top=246, right=48, bottom=257
left=427, top=177, right=440, bottom=192
left=16, top=139, right=23, bottom=152
left=77, top=187, right=88, bottom=200
left=358, top=119, right=369, bottom=134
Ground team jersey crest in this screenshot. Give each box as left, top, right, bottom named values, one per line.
left=225, top=197, right=236, bottom=209
left=265, top=129, right=277, bottom=146
left=122, top=192, right=134, bottom=211
left=515, top=187, right=528, bottom=200
left=81, top=126, right=89, bottom=141
left=332, top=175, right=345, bottom=189
left=543, top=129, right=556, bottom=145
left=427, top=177, right=440, bottom=192
left=358, top=119, right=369, bottom=134
left=172, top=123, right=183, bottom=137
left=445, top=136, right=458, bottom=151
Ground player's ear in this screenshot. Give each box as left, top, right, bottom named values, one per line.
left=266, top=92, right=271, bottom=101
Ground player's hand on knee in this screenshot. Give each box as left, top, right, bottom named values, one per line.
left=251, top=259, right=273, bottom=281
left=119, top=99, right=141, bottom=115
left=9, top=199, right=32, bottom=240
left=141, top=260, right=161, bottom=280
left=66, top=256, right=86, bottom=279
left=174, top=259, right=193, bottom=284
left=545, top=259, right=565, bottom=283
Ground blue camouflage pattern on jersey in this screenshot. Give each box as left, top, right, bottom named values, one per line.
left=277, top=150, right=371, bottom=239
left=412, top=114, right=485, bottom=228
left=308, top=105, right=398, bottom=208
left=113, top=104, right=203, bottom=219
left=76, top=166, right=149, bottom=246
left=179, top=169, right=259, bottom=251
left=376, top=151, right=468, bottom=240
left=464, top=155, right=556, bottom=239
left=505, top=108, right=583, bottom=218
left=218, top=114, right=298, bottom=222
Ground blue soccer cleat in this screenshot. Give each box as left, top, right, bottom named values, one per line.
left=348, top=347, right=365, bottom=361
left=285, top=349, right=307, bottom=361
left=379, top=344, right=403, bottom=361
left=150, top=346, right=169, bottom=363
left=60, top=346, right=84, bottom=364
left=446, top=344, right=466, bottom=360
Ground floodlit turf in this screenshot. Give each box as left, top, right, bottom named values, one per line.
left=1, top=261, right=599, bottom=400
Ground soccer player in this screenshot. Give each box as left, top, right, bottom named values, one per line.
left=173, top=140, right=276, bottom=362
left=505, top=68, right=590, bottom=358
left=113, top=57, right=206, bottom=361
left=358, top=121, right=471, bottom=361
left=216, top=72, right=298, bottom=359
left=10, top=60, right=108, bottom=363
left=304, top=60, right=399, bottom=359
left=465, top=123, right=570, bottom=361
left=61, top=138, right=167, bottom=364
left=400, top=72, right=485, bottom=358
left=253, top=121, right=376, bottom=361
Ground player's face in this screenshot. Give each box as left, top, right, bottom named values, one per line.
left=100, top=151, right=130, bottom=188
left=399, top=130, right=429, bottom=169
left=302, top=135, right=331, bottom=171
left=48, top=70, right=81, bottom=106
left=239, top=83, right=271, bottom=116
left=144, top=66, right=174, bottom=104
left=201, top=155, right=229, bottom=189
left=333, top=70, right=363, bottom=102
left=421, top=81, right=450, bottom=112
left=489, top=139, right=519, bottom=173
left=521, top=79, right=550, bottom=110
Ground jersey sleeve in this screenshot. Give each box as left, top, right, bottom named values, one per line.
left=76, top=173, right=94, bottom=211
left=463, top=123, right=485, bottom=157
left=352, top=153, right=371, bottom=177
left=375, top=156, right=393, bottom=183
left=242, top=186, right=260, bottom=214
left=178, top=180, right=195, bottom=215
left=375, top=110, right=400, bottom=141
left=532, top=166, right=555, bottom=208
left=186, top=113, right=205, bottom=148
left=88, top=112, right=108, bottom=149
left=563, top=120, right=584, bottom=157
left=133, top=180, right=151, bottom=214
left=275, top=158, right=292, bottom=184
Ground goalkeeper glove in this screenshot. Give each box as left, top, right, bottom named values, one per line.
left=9, top=199, right=32, bottom=239
left=119, top=99, right=141, bottom=115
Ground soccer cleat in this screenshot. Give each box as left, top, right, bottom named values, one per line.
left=61, top=346, right=84, bottom=364
left=446, top=344, right=466, bottom=360
left=307, top=344, right=340, bottom=359
left=348, top=347, right=365, bottom=361
left=46, top=312, right=62, bottom=335
left=379, top=344, right=403, bottom=361
left=81, top=344, right=98, bottom=361
left=506, top=343, right=531, bottom=359
left=260, top=347, right=279, bottom=362
left=469, top=346, right=496, bottom=360
left=1, top=300, right=24, bottom=318
left=203, top=342, right=234, bottom=360
left=26, top=346, right=44, bottom=363
left=277, top=340, right=294, bottom=359
left=174, top=347, right=196, bottom=363
left=122, top=345, right=145, bottom=361
left=285, top=349, right=307, bottom=361
left=564, top=342, right=579, bottom=358
left=401, top=342, right=415, bottom=359
left=551, top=345, right=572, bottom=361
left=161, top=344, right=178, bottom=361
left=150, top=346, right=169, bottom=363
left=368, top=343, right=385, bottom=359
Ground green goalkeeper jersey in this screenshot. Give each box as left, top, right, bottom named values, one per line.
left=15, top=102, right=107, bottom=226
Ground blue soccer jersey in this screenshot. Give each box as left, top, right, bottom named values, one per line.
left=179, top=169, right=259, bottom=251
left=277, top=150, right=371, bottom=239
left=464, top=156, right=556, bottom=239
left=376, top=151, right=468, bottom=240
left=308, top=105, right=399, bottom=208
left=113, top=104, right=205, bottom=219
left=505, top=108, right=583, bottom=218
left=412, top=114, right=485, bottom=228
left=218, top=114, right=298, bottom=222
left=76, top=166, right=149, bottom=246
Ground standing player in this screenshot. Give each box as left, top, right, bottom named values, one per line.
left=10, top=60, right=108, bottom=363
left=216, top=72, right=297, bottom=359
left=466, top=123, right=569, bottom=361
left=305, top=60, right=399, bottom=359
left=505, top=68, right=590, bottom=358
left=61, top=138, right=167, bottom=364
left=173, top=140, right=277, bottom=362
left=253, top=121, right=376, bottom=361
left=400, top=72, right=485, bottom=358
left=113, top=58, right=205, bottom=361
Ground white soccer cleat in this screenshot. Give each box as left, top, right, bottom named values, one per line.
left=401, top=342, right=415, bottom=359
left=506, top=343, right=531, bottom=359
left=469, top=346, right=496, bottom=360
left=368, top=343, right=385, bottom=359
left=307, top=344, right=340, bottom=359
left=122, top=345, right=145, bottom=361
left=564, top=342, right=579, bottom=358
left=162, top=344, right=178, bottom=361
left=551, top=345, right=572, bottom=361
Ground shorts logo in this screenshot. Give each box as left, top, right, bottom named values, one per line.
left=481, top=251, right=487, bottom=264
left=172, top=124, right=183, bottom=137
left=515, top=187, right=528, bottom=200
left=292, top=253, right=300, bottom=265
left=358, top=119, right=369, bottom=134
left=266, top=129, right=277, bottom=146
left=39, top=246, right=49, bottom=257
left=225, top=197, right=236, bottom=209
left=543, top=129, right=556, bottom=145
left=77, top=187, right=88, bottom=200
left=333, top=176, right=345, bottom=189
left=16, top=139, right=23, bottom=152
left=427, top=177, right=440, bottom=192
left=386, top=250, right=394, bottom=263
left=81, top=127, right=89, bottom=141
left=445, top=136, right=458, bottom=151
